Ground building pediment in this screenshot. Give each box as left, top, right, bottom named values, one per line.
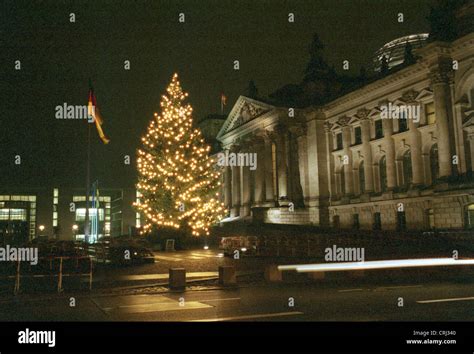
left=415, top=88, right=433, bottom=101
left=217, top=96, right=274, bottom=140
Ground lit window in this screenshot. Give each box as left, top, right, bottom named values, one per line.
left=425, top=102, right=436, bottom=124
left=76, top=208, right=104, bottom=221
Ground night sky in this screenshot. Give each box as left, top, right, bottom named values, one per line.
left=0, top=0, right=436, bottom=190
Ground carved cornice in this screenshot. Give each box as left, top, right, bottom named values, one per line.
left=324, top=121, right=333, bottom=132
left=430, top=60, right=454, bottom=85
left=402, top=89, right=419, bottom=104
left=356, top=108, right=370, bottom=120
left=263, top=128, right=280, bottom=143
left=337, top=115, right=351, bottom=127
left=289, top=122, right=307, bottom=137
left=273, top=123, right=289, bottom=136
left=430, top=69, right=454, bottom=85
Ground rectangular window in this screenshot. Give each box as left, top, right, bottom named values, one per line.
left=425, top=102, right=436, bottom=124
left=399, top=112, right=408, bottom=132
left=336, top=133, right=343, bottom=150
left=425, top=209, right=435, bottom=229
left=0, top=208, right=27, bottom=221
left=373, top=212, right=381, bottom=230
left=53, top=188, right=59, bottom=228
left=353, top=214, right=360, bottom=230
left=354, top=127, right=362, bottom=145
left=76, top=208, right=104, bottom=221
left=333, top=215, right=340, bottom=228
left=396, top=211, right=407, bottom=232
left=375, top=120, right=384, bottom=139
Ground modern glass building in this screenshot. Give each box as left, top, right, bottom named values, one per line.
left=0, top=187, right=138, bottom=244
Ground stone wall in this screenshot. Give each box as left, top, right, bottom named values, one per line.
left=329, top=192, right=473, bottom=231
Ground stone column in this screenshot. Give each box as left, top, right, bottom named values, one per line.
left=263, top=133, right=275, bottom=205
left=340, top=117, right=353, bottom=195
left=324, top=122, right=336, bottom=198
left=275, top=126, right=289, bottom=204
left=224, top=164, right=232, bottom=211
left=358, top=110, right=374, bottom=192
left=253, top=139, right=265, bottom=205
left=454, top=102, right=467, bottom=174
left=231, top=146, right=241, bottom=217
left=430, top=65, right=454, bottom=178
left=288, top=124, right=306, bottom=207
left=466, top=130, right=474, bottom=173
left=404, top=91, right=424, bottom=185
left=382, top=116, right=397, bottom=189
left=240, top=162, right=251, bottom=217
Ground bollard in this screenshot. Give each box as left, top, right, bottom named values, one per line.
left=264, top=264, right=282, bottom=282
left=218, top=266, right=236, bottom=286
left=169, top=268, right=186, bottom=290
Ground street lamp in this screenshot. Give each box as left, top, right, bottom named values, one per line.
left=72, top=224, right=78, bottom=241
left=38, top=225, right=46, bottom=239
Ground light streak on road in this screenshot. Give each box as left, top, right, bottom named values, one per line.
left=278, top=258, right=474, bottom=273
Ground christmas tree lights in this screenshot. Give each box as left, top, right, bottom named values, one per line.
left=135, top=73, right=225, bottom=236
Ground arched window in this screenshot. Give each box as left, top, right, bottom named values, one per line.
left=379, top=156, right=387, bottom=192
left=359, top=161, right=365, bottom=194
left=402, top=150, right=413, bottom=186
left=430, top=144, right=439, bottom=182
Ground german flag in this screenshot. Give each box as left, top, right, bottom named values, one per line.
left=88, top=83, right=110, bottom=144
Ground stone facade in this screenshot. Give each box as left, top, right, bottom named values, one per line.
left=217, top=30, right=474, bottom=231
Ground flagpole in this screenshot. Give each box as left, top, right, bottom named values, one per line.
left=85, top=120, right=91, bottom=244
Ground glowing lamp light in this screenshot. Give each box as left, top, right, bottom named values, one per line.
left=203, top=245, right=209, bottom=250
left=38, top=225, right=45, bottom=232
left=72, top=224, right=79, bottom=231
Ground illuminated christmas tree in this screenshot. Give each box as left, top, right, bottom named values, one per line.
left=135, top=73, right=225, bottom=237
